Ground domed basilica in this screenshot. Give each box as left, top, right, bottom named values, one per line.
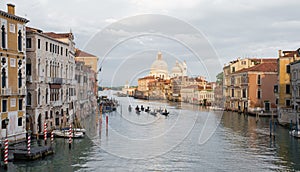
left=149, top=52, right=187, bottom=79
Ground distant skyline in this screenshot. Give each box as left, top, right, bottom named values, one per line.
left=3, top=0, right=300, bottom=86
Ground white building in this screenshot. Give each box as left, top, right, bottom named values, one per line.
left=26, top=27, right=76, bottom=135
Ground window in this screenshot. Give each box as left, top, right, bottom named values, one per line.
left=46, top=42, right=48, bottom=51
left=19, top=99, right=22, bottom=110
left=38, top=88, right=41, bottom=105
left=1, top=68, right=6, bottom=88
left=26, top=38, right=32, bottom=49
left=18, top=69, right=22, bottom=88
left=232, top=67, right=235, bottom=73
left=2, top=120, right=7, bottom=129
left=274, top=85, right=278, bottom=93
left=242, top=88, right=247, bottom=98
left=61, top=47, right=63, bottom=55
left=18, top=30, right=22, bottom=51
left=26, top=63, right=31, bottom=75
left=231, top=88, right=234, bottom=97
left=38, top=39, right=40, bottom=49
left=231, top=76, right=235, bottom=85
left=18, top=117, right=22, bottom=126
left=55, top=117, right=59, bottom=126
left=45, top=111, right=48, bottom=119
left=50, top=43, right=52, bottom=52
left=286, top=84, right=290, bottom=94
left=241, top=61, right=246, bottom=65
left=257, top=89, right=261, bottom=99
left=286, top=99, right=291, bottom=107
left=286, top=64, right=290, bottom=73
left=276, top=98, right=278, bottom=105
left=257, top=75, right=261, bottom=85
left=27, top=92, right=31, bottom=106
left=66, top=49, right=68, bottom=56
left=1, top=25, right=6, bottom=49
left=2, top=99, right=7, bottom=112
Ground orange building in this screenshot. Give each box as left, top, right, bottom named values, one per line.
left=230, top=61, right=277, bottom=113
left=0, top=4, right=29, bottom=142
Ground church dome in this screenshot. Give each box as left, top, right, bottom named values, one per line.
left=150, top=52, right=168, bottom=74
left=171, top=61, right=182, bottom=74
left=171, top=61, right=183, bottom=77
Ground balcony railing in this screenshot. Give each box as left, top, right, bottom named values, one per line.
left=18, top=88, right=26, bottom=95
left=1, top=88, right=11, bottom=95
left=51, top=100, right=62, bottom=107
left=52, top=78, right=63, bottom=84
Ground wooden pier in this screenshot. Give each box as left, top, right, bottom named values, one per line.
left=12, top=146, right=54, bottom=161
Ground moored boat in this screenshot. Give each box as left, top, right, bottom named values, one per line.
left=53, top=129, right=85, bottom=138
left=289, top=129, right=300, bottom=138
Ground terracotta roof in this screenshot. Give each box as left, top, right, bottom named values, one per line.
left=44, top=32, right=73, bottom=39
left=75, top=49, right=97, bottom=57
left=26, top=26, right=43, bottom=33
left=138, top=76, right=155, bottom=80
left=235, top=62, right=278, bottom=73
left=282, top=51, right=299, bottom=57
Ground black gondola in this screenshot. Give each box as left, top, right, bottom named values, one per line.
left=141, top=105, right=144, bottom=111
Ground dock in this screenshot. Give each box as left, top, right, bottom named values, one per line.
left=11, top=145, right=54, bottom=161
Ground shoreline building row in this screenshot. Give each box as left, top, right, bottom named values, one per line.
left=135, top=52, right=215, bottom=105
left=0, top=4, right=98, bottom=142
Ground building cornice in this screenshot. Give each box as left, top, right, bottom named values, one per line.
left=0, top=10, right=29, bottom=23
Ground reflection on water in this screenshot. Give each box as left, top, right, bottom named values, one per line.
left=9, top=91, right=300, bottom=171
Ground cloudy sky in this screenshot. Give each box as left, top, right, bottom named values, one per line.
left=2, top=0, right=300, bottom=86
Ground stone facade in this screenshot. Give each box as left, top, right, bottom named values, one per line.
left=26, top=27, right=76, bottom=135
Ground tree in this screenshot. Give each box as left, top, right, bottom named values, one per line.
left=216, top=72, right=223, bottom=85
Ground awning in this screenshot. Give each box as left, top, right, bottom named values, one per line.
left=50, top=84, right=61, bottom=89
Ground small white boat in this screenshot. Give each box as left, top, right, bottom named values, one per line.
left=289, top=130, right=300, bottom=138
left=53, top=130, right=85, bottom=138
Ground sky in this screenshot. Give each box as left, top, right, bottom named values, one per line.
left=2, top=0, right=300, bottom=86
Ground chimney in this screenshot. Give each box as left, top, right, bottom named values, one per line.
left=278, top=50, right=282, bottom=58
left=7, top=4, right=15, bottom=15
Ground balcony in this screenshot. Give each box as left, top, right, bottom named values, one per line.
left=1, top=88, right=11, bottom=96
left=46, top=77, right=52, bottom=83
left=18, top=88, right=26, bottom=95
left=52, top=78, right=63, bottom=84
left=26, top=75, right=32, bottom=83
left=39, top=76, right=44, bottom=82
left=51, top=100, right=62, bottom=107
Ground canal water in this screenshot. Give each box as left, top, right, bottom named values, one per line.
left=9, top=91, right=300, bottom=171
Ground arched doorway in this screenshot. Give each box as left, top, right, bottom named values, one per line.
left=26, top=113, right=34, bottom=132
left=37, top=113, right=42, bottom=134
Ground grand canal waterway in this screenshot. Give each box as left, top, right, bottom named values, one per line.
left=9, top=91, right=300, bottom=171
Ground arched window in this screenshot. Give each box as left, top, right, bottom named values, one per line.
left=1, top=25, right=6, bottom=48
left=38, top=88, right=41, bottom=105
left=18, top=30, right=22, bottom=51
left=2, top=68, right=6, bottom=88
left=38, top=59, right=40, bottom=76
left=27, top=92, right=31, bottom=106
left=46, top=89, right=48, bottom=104
left=18, top=69, right=22, bottom=88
